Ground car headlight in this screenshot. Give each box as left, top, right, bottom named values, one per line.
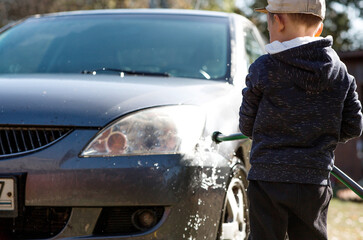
left=80, top=105, right=205, bottom=157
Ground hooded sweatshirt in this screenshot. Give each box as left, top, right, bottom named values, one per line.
left=239, top=36, right=363, bottom=185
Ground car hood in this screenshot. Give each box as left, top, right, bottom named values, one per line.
left=0, top=74, right=232, bottom=127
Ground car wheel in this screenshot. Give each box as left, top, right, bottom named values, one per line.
left=218, top=164, right=249, bottom=240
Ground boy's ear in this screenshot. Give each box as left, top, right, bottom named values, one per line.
left=274, top=14, right=285, bottom=32
left=314, top=22, right=324, bottom=37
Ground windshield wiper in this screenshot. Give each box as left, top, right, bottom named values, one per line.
left=81, top=68, right=170, bottom=77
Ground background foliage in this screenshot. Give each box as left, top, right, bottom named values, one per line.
left=0, top=0, right=362, bottom=51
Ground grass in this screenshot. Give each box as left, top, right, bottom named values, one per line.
left=327, top=198, right=363, bottom=240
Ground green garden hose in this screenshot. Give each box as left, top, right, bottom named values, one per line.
left=212, top=131, right=363, bottom=199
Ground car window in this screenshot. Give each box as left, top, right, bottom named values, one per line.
left=244, top=27, right=264, bottom=67
left=0, top=14, right=230, bottom=80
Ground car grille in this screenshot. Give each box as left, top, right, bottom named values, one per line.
left=94, top=206, right=165, bottom=236
left=0, top=207, right=71, bottom=239
left=0, top=127, right=73, bottom=158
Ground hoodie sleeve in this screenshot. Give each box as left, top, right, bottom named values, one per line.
left=239, top=66, right=263, bottom=138
left=340, top=77, right=363, bottom=143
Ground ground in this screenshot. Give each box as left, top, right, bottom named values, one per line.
left=327, top=198, right=363, bottom=240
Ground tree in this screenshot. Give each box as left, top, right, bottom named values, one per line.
left=0, top=0, right=149, bottom=27
left=0, top=0, right=361, bottom=51
left=0, top=0, right=55, bottom=26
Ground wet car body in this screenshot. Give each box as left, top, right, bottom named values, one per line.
left=0, top=9, right=265, bottom=239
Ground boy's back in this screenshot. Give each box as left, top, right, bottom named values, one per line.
left=240, top=36, right=362, bottom=185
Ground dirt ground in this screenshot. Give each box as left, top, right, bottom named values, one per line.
left=327, top=198, right=363, bottom=240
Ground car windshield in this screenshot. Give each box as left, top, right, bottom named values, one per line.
left=0, top=13, right=230, bottom=80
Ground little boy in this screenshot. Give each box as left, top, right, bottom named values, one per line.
left=239, top=0, right=363, bottom=239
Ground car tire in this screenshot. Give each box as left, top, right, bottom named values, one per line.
left=217, top=163, right=249, bottom=240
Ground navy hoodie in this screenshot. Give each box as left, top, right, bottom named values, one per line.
left=239, top=37, right=363, bottom=185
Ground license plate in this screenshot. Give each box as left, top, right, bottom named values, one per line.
left=0, top=178, right=15, bottom=211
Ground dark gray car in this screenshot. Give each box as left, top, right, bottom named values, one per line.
left=0, top=9, right=265, bottom=239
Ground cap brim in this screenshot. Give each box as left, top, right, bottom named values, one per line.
left=255, top=7, right=268, bottom=13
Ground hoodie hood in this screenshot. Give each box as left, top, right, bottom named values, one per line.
left=265, top=36, right=325, bottom=54
left=268, top=36, right=339, bottom=92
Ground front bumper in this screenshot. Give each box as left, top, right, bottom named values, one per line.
left=0, top=130, right=233, bottom=239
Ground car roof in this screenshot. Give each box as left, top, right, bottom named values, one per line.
left=36, top=8, right=232, bottom=19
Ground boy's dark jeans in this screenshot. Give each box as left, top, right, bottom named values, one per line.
left=247, top=180, right=332, bottom=240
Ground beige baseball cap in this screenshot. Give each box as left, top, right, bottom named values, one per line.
left=255, top=0, right=326, bottom=20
